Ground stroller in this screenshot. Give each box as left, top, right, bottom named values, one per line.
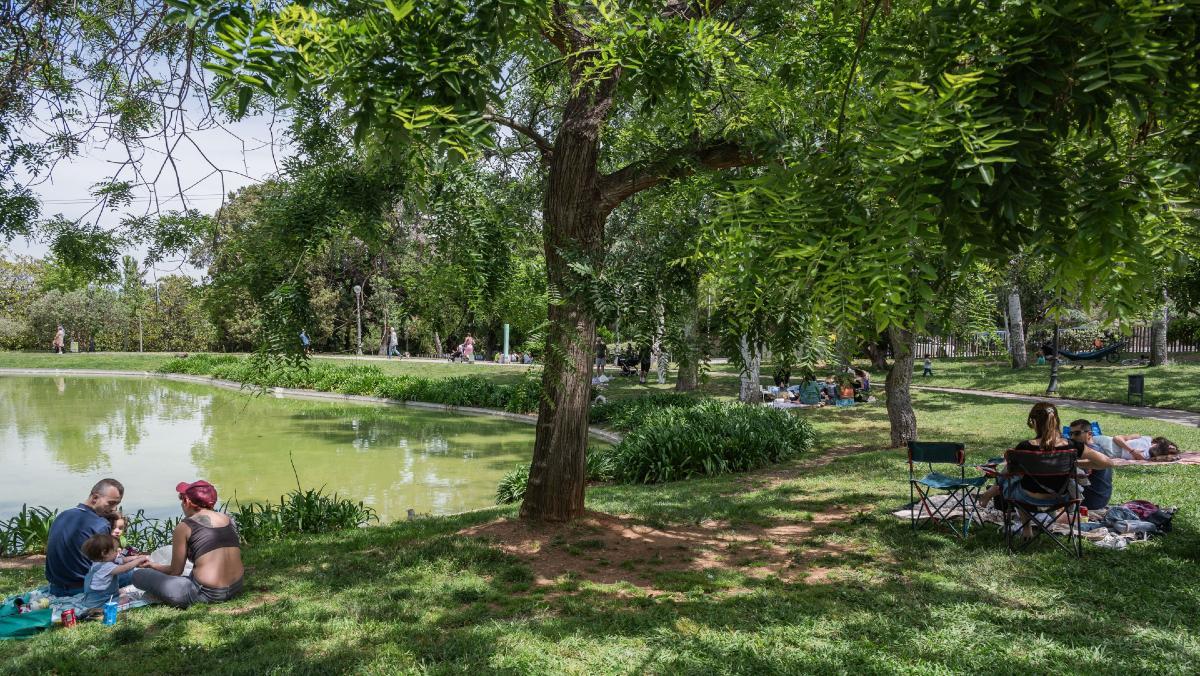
left=617, top=349, right=638, bottom=376
left=448, top=345, right=465, bottom=362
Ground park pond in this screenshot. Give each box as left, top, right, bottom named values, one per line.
left=0, top=375, right=541, bottom=523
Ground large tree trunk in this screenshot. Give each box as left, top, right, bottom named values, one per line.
left=885, top=327, right=917, bottom=447
left=519, top=77, right=615, bottom=523
left=737, top=334, right=763, bottom=404
left=1150, top=288, right=1169, bottom=366
left=674, top=304, right=700, bottom=391
left=1008, top=289, right=1028, bottom=369
left=653, top=301, right=668, bottom=384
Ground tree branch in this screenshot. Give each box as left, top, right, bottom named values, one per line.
left=835, top=0, right=882, bottom=145
left=662, top=0, right=730, bottom=20
left=598, top=139, right=756, bottom=213
left=482, top=112, right=553, bottom=157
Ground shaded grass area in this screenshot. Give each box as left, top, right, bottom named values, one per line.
left=3, top=391, right=1198, bottom=673
left=919, top=357, right=1200, bottom=413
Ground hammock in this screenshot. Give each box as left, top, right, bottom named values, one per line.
left=1055, top=342, right=1125, bottom=362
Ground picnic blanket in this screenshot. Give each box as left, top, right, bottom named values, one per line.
left=890, top=494, right=1177, bottom=550
left=1110, top=451, right=1200, bottom=466
left=0, top=545, right=188, bottom=639
left=769, top=399, right=815, bottom=409
left=1, top=586, right=154, bottom=639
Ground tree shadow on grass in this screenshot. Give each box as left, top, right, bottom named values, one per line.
left=6, top=501, right=1200, bottom=673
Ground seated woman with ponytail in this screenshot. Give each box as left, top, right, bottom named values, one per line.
left=978, top=403, right=1115, bottom=521
left=133, top=480, right=244, bottom=608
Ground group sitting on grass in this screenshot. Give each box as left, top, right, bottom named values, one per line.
left=770, top=367, right=874, bottom=406
left=974, top=403, right=1180, bottom=537
left=45, top=478, right=243, bottom=613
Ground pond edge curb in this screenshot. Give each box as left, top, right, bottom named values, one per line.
left=0, top=368, right=623, bottom=445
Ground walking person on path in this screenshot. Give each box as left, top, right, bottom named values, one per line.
left=463, top=334, right=475, bottom=363
left=52, top=325, right=65, bottom=354
left=388, top=326, right=400, bottom=358
left=299, top=329, right=311, bottom=356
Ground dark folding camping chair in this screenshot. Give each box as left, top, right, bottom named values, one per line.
left=1000, top=447, right=1083, bottom=557
left=907, top=441, right=988, bottom=538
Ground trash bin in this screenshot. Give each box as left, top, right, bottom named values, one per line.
left=1127, top=374, right=1145, bottom=406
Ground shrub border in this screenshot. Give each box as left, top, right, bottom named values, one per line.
left=0, top=368, right=623, bottom=445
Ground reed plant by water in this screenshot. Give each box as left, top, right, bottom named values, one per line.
left=0, top=504, right=57, bottom=556
left=229, top=488, right=379, bottom=542
left=122, top=510, right=180, bottom=553
left=1, top=489, right=380, bottom=557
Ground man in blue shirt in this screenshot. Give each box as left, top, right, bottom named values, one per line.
left=1068, top=420, right=1114, bottom=510
left=45, top=478, right=125, bottom=596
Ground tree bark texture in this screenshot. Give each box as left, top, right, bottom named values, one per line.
left=885, top=327, right=917, bottom=447
left=519, top=74, right=616, bottom=523
left=653, top=301, right=668, bottom=384
left=674, top=303, right=700, bottom=391
left=864, top=333, right=890, bottom=371
left=737, top=334, right=763, bottom=404
left=1150, top=288, right=1169, bottom=366
left=1007, top=289, right=1028, bottom=369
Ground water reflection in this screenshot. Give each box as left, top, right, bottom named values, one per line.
left=0, top=376, right=540, bottom=522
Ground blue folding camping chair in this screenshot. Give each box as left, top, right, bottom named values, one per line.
left=907, top=441, right=988, bottom=538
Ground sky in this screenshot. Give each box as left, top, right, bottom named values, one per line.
left=9, top=112, right=291, bottom=280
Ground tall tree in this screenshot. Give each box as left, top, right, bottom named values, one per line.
left=184, top=0, right=790, bottom=520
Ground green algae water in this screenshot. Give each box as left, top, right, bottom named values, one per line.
left=0, top=375, right=541, bottom=522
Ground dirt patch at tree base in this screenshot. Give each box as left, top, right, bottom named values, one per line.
left=461, top=446, right=884, bottom=593
left=460, top=507, right=869, bottom=594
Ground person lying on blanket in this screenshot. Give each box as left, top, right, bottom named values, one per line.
left=1081, top=430, right=1180, bottom=461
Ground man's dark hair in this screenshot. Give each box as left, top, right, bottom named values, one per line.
left=81, top=533, right=118, bottom=561
left=90, top=478, right=125, bottom=497
left=1150, top=437, right=1178, bottom=457
left=1068, top=419, right=1091, bottom=430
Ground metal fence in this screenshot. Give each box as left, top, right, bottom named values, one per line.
left=913, top=325, right=1199, bottom=359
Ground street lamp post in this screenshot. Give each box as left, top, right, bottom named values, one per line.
left=353, top=284, right=363, bottom=356
left=1046, top=322, right=1060, bottom=395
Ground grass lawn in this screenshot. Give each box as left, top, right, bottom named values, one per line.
left=919, top=356, right=1200, bottom=413
left=0, top=351, right=178, bottom=372
left=3, top=390, right=1198, bottom=673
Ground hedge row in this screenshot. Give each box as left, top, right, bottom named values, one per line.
left=157, top=355, right=542, bottom=414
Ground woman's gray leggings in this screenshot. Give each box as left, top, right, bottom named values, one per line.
left=133, top=569, right=243, bottom=609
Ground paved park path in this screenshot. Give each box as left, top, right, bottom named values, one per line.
left=914, top=385, right=1200, bottom=428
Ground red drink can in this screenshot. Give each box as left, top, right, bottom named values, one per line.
left=61, top=608, right=77, bottom=628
